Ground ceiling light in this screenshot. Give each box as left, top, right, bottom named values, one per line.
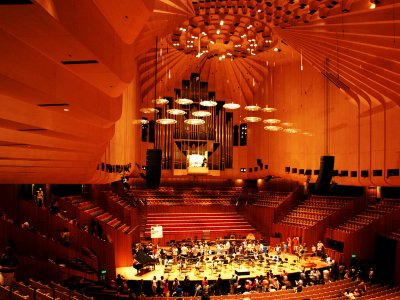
left=200, top=100, right=218, bottom=107
left=284, top=128, right=299, bottom=134
left=244, top=105, right=261, bottom=111
left=243, top=116, right=262, bottom=123
left=156, top=118, right=178, bottom=125
left=184, top=119, right=205, bottom=125
left=223, top=102, right=241, bottom=109
left=280, top=122, right=293, bottom=127
left=175, top=98, right=193, bottom=105
left=273, top=47, right=281, bottom=52
left=152, top=98, right=169, bottom=105
left=167, top=109, right=186, bottom=115
left=167, top=10, right=276, bottom=59
left=63, top=108, right=69, bottom=112
left=192, top=111, right=212, bottom=117
left=140, top=107, right=158, bottom=114
left=264, top=125, right=283, bottom=132
left=132, top=119, right=149, bottom=125
left=262, top=106, right=277, bottom=112
left=263, top=118, right=281, bottom=124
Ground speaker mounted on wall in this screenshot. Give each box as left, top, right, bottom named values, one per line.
left=315, top=156, right=335, bottom=195
left=146, top=149, right=162, bottom=189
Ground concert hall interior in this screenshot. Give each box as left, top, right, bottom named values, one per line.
left=0, top=0, right=399, bottom=299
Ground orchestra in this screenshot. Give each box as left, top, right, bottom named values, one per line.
left=130, top=237, right=325, bottom=280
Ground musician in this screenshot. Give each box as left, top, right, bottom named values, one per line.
left=297, top=244, right=304, bottom=261
left=275, top=244, right=281, bottom=257
left=317, top=240, right=324, bottom=256
left=181, top=244, right=189, bottom=258
left=287, top=237, right=292, bottom=254
left=192, top=245, right=199, bottom=258
left=225, top=240, right=231, bottom=254
left=172, top=246, right=178, bottom=264
left=195, top=259, right=201, bottom=275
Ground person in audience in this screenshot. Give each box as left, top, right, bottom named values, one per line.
left=0, top=246, right=18, bottom=286
left=182, top=275, right=191, bottom=296
left=151, top=275, right=157, bottom=295
left=21, top=220, right=30, bottom=229
left=115, top=274, right=124, bottom=291
left=295, top=280, right=303, bottom=293
left=171, top=277, right=180, bottom=294
left=344, top=288, right=356, bottom=299
left=368, top=267, right=374, bottom=285
left=163, top=278, right=170, bottom=296
left=194, top=283, right=202, bottom=296
left=173, top=284, right=183, bottom=297
left=229, top=274, right=236, bottom=294
left=60, top=228, right=70, bottom=247
left=323, top=268, right=331, bottom=283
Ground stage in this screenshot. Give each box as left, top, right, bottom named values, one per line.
left=116, top=252, right=328, bottom=281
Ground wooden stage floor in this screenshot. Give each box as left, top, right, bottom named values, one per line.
left=116, top=252, right=328, bottom=281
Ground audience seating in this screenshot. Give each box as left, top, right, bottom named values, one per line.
left=145, top=211, right=260, bottom=244
left=276, top=196, right=355, bottom=229
left=334, top=199, right=400, bottom=233
left=129, top=187, right=242, bottom=206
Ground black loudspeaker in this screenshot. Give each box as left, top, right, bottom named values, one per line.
left=146, top=149, right=162, bottom=188
left=148, top=121, right=155, bottom=143
left=141, top=123, right=148, bottom=142
left=233, top=125, right=239, bottom=146
left=315, top=156, right=335, bottom=194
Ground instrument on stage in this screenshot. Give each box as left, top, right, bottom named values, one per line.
left=133, top=250, right=157, bottom=274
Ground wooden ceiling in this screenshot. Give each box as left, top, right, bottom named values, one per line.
left=0, top=0, right=398, bottom=183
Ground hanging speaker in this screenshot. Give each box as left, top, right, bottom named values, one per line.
left=148, top=121, right=155, bottom=143
left=315, top=156, right=335, bottom=194
left=146, top=149, right=162, bottom=188
left=141, top=122, right=148, bottom=142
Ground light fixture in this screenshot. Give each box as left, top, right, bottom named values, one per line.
left=175, top=98, right=193, bottom=105
left=184, top=119, right=205, bottom=125
left=152, top=98, right=169, bottom=105
left=264, top=125, right=283, bottom=132
left=156, top=118, right=178, bottom=125
left=284, top=128, right=299, bottom=134
left=262, top=106, right=277, bottom=112
left=167, top=7, right=277, bottom=59
left=132, top=119, right=149, bottom=125
left=192, top=110, right=212, bottom=117
left=263, top=118, right=281, bottom=124
left=140, top=107, right=158, bottom=114
left=280, top=122, right=293, bottom=127
left=243, top=116, right=262, bottom=123
left=244, top=105, right=261, bottom=112
left=200, top=99, right=218, bottom=107
left=167, top=108, right=186, bottom=115
left=223, top=102, right=241, bottom=110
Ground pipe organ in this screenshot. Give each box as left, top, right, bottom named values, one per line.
left=152, top=73, right=234, bottom=176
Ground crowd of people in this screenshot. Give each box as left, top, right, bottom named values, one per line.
left=112, top=237, right=377, bottom=299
